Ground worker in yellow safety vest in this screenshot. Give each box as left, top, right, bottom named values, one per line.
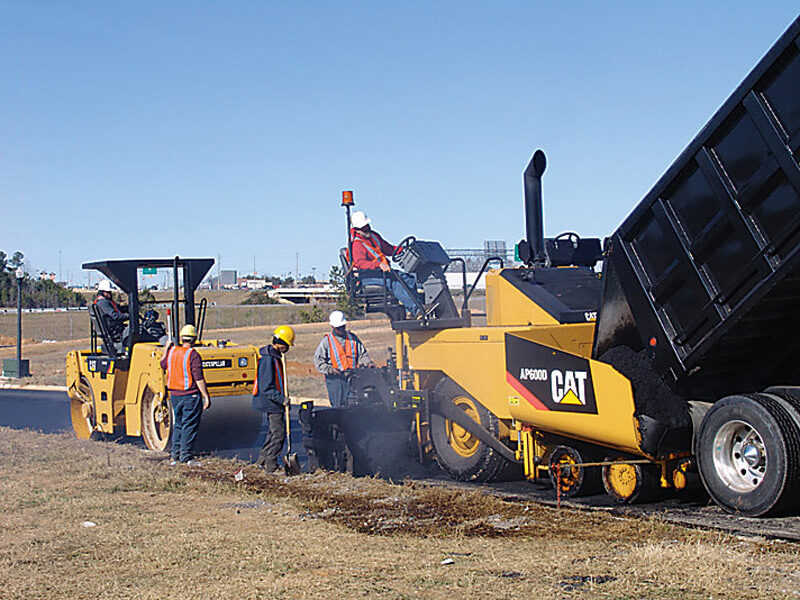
left=313, top=311, right=373, bottom=407
left=160, top=324, right=211, bottom=466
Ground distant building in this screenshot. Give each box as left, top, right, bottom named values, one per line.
left=240, top=278, right=268, bottom=290
left=208, top=269, right=238, bottom=290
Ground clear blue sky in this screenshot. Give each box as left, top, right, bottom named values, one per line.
left=1, top=2, right=798, bottom=284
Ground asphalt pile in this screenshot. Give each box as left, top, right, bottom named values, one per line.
left=600, top=346, right=691, bottom=429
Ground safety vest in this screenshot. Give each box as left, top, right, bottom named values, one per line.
left=352, top=231, right=390, bottom=267
left=327, top=331, right=357, bottom=371
left=252, top=355, right=286, bottom=396
left=166, top=346, right=198, bottom=391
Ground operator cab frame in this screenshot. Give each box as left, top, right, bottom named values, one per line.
left=83, top=257, right=214, bottom=364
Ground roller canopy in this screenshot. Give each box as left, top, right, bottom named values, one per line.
left=82, top=258, right=215, bottom=294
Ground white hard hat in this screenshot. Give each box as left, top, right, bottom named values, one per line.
left=329, top=310, right=347, bottom=328
left=98, top=280, right=114, bottom=292
left=351, top=210, right=371, bottom=229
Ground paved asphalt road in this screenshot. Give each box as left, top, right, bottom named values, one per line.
left=4, top=388, right=800, bottom=541
left=0, top=388, right=308, bottom=466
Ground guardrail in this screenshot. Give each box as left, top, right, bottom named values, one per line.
left=0, top=307, right=88, bottom=314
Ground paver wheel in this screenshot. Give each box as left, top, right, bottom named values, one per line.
left=602, top=457, right=660, bottom=503
left=547, top=445, right=602, bottom=497
left=696, top=393, right=800, bottom=516
left=430, top=378, right=511, bottom=482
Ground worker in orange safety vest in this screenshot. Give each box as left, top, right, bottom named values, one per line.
left=313, top=310, right=373, bottom=407
left=160, top=324, right=211, bottom=466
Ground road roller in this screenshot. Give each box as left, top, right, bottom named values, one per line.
left=66, top=257, right=261, bottom=452
left=302, top=16, right=800, bottom=516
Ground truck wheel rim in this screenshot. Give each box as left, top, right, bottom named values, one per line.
left=712, top=420, right=767, bottom=492
left=446, top=396, right=480, bottom=458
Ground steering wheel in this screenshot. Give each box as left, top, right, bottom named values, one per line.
left=392, top=235, right=416, bottom=260
left=554, top=231, right=581, bottom=248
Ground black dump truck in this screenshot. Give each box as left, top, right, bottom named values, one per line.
left=595, top=15, right=800, bottom=515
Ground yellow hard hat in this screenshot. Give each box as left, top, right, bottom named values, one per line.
left=180, top=324, right=198, bottom=340
left=273, top=325, right=295, bottom=347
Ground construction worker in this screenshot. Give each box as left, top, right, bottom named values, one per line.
left=160, top=324, right=211, bottom=466
left=313, top=310, right=374, bottom=408
left=94, top=279, right=128, bottom=346
left=350, top=210, right=421, bottom=317
left=253, top=325, right=295, bottom=472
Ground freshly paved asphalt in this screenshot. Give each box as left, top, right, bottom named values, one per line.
left=0, top=388, right=308, bottom=465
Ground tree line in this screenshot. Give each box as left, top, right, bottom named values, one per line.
left=0, top=251, right=86, bottom=308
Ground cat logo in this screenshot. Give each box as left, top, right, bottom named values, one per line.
left=508, top=396, right=520, bottom=406
left=551, top=370, right=588, bottom=405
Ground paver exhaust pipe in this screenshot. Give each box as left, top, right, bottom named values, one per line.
left=521, top=149, right=547, bottom=266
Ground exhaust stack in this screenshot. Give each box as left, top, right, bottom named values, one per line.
left=520, top=149, right=547, bottom=266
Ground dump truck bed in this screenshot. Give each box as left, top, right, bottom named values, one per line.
left=594, top=16, right=800, bottom=399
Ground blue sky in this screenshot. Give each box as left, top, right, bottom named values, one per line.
left=1, top=2, right=798, bottom=284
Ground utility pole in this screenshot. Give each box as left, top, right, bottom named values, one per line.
left=58, top=250, right=62, bottom=283
left=217, top=254, right=221, bottom=290
left=296, top=252, right=299, bottom=285
left=253, top=255, right=256, bottom=277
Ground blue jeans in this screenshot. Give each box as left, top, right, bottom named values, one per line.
left=171, top=392, right=203, bottom=462
left=361, top=271, right=420, bottom=316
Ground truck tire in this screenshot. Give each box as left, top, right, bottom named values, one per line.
left=548, top=445, right=602, bottom=497
left=696, top=393, right=800, bottom=516
left=430, top=378, right=510, bottom=482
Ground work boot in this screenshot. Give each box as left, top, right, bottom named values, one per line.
left=185, top=459, right=202, bottom=467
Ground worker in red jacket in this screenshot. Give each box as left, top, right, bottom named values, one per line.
left=350, top=210, right=420, bottom=317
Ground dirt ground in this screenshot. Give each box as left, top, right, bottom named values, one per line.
left=1, top=427, right=799, bottom=600
left=0, top=318, right=395, bottom=399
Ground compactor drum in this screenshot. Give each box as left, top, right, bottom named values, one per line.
left=66, top=257, right=262, bottom=453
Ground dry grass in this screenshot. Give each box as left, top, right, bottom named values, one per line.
left=0, top=303, right=312, bottom=343
left=1, top=427, right=799, bottom=599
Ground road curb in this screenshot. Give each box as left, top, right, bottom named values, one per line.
left=0, top=382, right=68, bottom=392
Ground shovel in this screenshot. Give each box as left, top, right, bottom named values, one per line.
left=281, top=355, right=302, bottom=476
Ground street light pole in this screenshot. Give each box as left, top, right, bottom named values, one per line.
left=3, top=267, right=30, bottom=378
left=16, top=268, right=22, bottom=371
